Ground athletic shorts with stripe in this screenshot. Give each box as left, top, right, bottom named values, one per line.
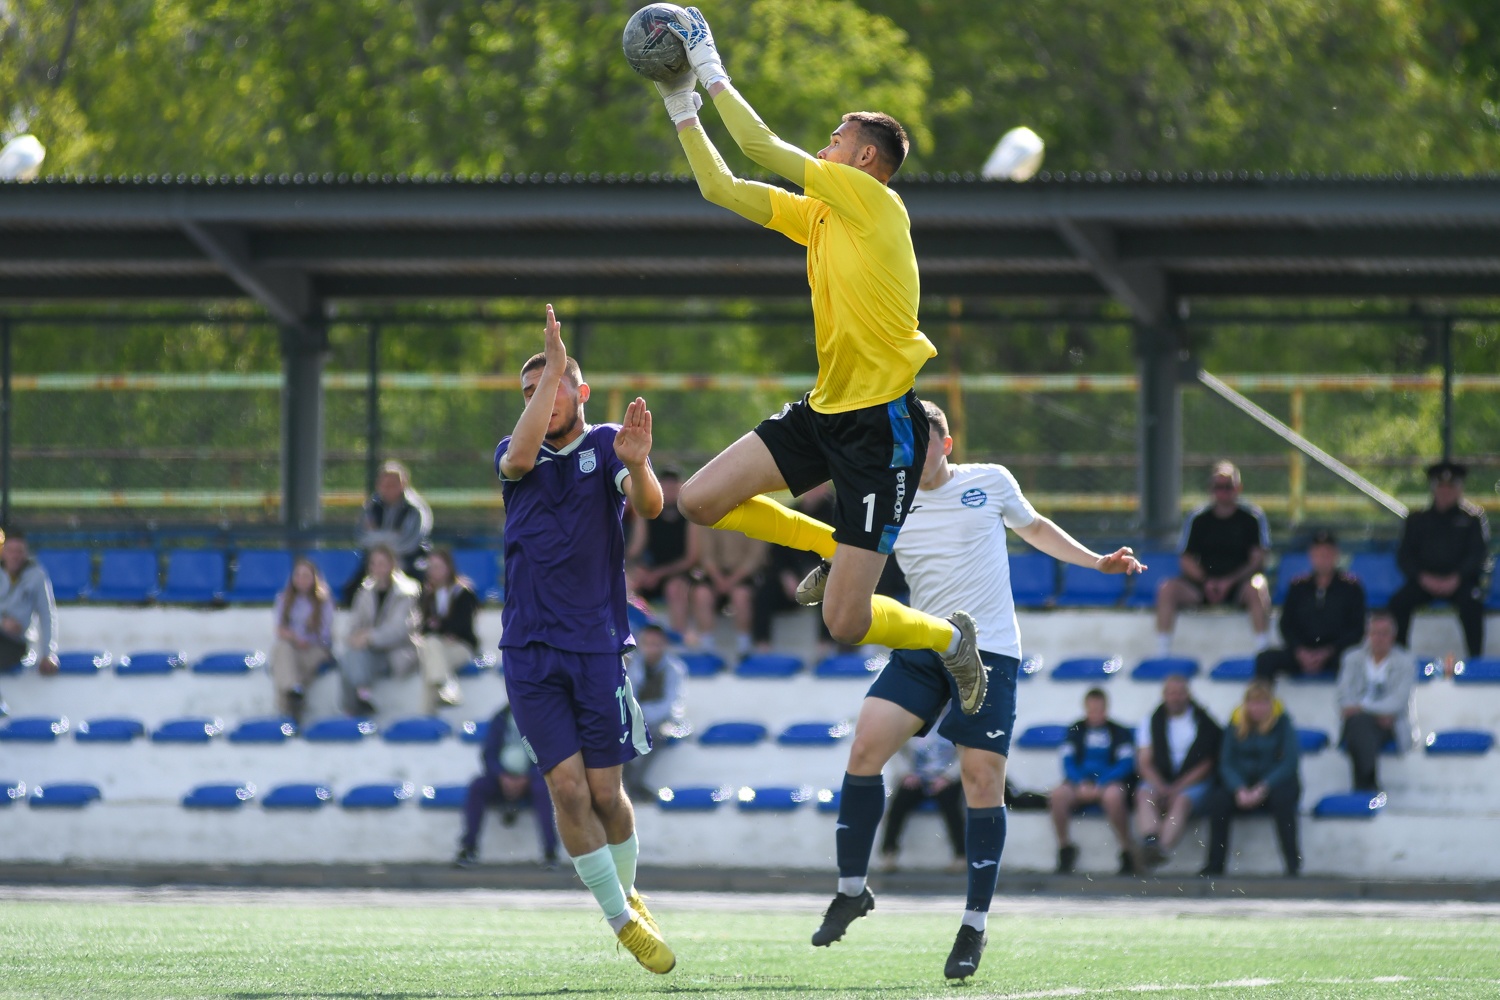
left=868, top=647, right=1020, bottom=757
left=501, top=641, right=652, bottom=774
left=752, top=388, right=929, bottom=554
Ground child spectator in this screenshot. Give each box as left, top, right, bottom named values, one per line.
left=879, top=725, right=965, bottom=873
left=455, top=704, right=558, bottom=868
left=623, top=624, right=688, bottom=799
left=269, top=557, right=335, bottom=724
left=1133, top=674, right=1222, bottom=868
left=1202, top=680, right=1302, bottom=877
left=1049, top=688, right=1136, bottom=874
left=340, top=544, right=421, bottom=716
left=417, top=548, right=478, bottom=713
left=1336, top=610, right=1417, bottom=792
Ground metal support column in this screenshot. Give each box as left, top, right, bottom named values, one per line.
left=1440, top=316, right=1454, bottom=462
left=281, top=323, right=330, bottom=539
left=1137, top=323, right=1184, bottom=544
left=366, top=322, right=381, bottom=496
left=0, top=317, right=10, bottom=529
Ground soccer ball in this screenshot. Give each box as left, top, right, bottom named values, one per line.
left=622, top=4, right=691, bottom=83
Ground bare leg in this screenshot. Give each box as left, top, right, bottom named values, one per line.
left=678, top=432, right=788, bottom=526
left=1240, top=575, right=1271, bottom=634
left=690, top=583, right=717, bottom=644
left=1155, top=577, right=1204, bottom=636
left=1049, top=783, right=1076, bottom=846
left=585, top=764, right=635, bottom=845
left=1159, top=792, right=1196, bottom=851
left=1102, top=782, right=1132, bottom=850
left=958, top=747, right=1007, bottom=809
left=846, top=696, right=926, bottom=776
left=1135, top=782, right=1163, bottom=840
left=822, top=546, right=891, bottom=646
left=663, top=576, right=691, bottom=638
left=543, top=753, right=607, bottom=857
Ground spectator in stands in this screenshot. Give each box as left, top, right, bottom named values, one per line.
left=879, top=726, right=965, bottom=874
left=752, top=481, right=836, bottom=654
left=1155, top=461, right=1272, bottom=655
left=340, top=544, right=421, bottom=716
left=626, top=467, right=699, bottom=642
left=416, top=548, right=477, bottom=713
left=0, top=529, right=57, bottom=677
left=1389, top=460, right=1490, bottom=660
left=1336, top=610, right=1416, bottom=792
left=269, top=557, right=335, bottom=724
left=1050, top=688, right=1136, bottom=874
left=455, top=704, right=558, bottom=869
left=1255, top=529, right=1366, bottom=682
left=1201, top=680, right=1301, bottom=877
left=691, top=526, right=766, bottom=658
left=344, top=461, right=433, bottom=605
left=1133, top=674, right=1222, bottom=869
left=622, top=624, right=689, bottom=798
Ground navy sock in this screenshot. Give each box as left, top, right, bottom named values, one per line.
left=835, top=772, right=885, bottom=882
left=964, top=805, right=1007, bottom=920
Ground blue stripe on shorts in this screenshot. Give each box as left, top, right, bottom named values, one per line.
left=887, top=396, right=915, bottom=468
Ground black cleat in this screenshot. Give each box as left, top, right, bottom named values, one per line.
left=453, top=848, right=477, bottom=869
left=810, top=888, right=875, bottom=946
left=944, top=925, right=987, bottom=981
left=1056, top=843, right=1079, bottom=874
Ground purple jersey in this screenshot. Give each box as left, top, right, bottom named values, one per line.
left=495, top=424, right=635, bottom=654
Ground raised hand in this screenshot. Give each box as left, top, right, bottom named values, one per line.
left=1097, top=547, right=1144, bottom=575
left=543, top=303, right=566, bottom=376
left=614, top=396, right=653, bottom=467
left=668, top=6, right=728, bottom=88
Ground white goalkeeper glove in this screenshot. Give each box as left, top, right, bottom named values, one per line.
left=654, top=68, right=702, bottom=125
left=667, top=6, right=729, bottom=90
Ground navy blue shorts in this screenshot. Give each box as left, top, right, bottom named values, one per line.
left=867, top=648, right=1020, bottom=756
left=501, top=642, right=652, bottom=774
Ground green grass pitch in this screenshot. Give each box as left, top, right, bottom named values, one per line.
left=1, top=892, right=1498, bottom=999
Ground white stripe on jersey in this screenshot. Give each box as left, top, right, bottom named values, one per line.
left=891, top=463, right=1038, bottom=660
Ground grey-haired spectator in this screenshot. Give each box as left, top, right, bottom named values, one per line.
left=1336, top=610, right=1416, bottom=792
left=270, top=556, right=335, bottom=725
left=345, top=460, right=433, bottom=605
left=626, top=467, right=699, bottom=641
left=1255, top=529, right=1365, bottom=682
left=340, top=544, right=421, bottom=716
left=0, top=530, right=57, bottom=684
left=623, top=624, right=688, bottom=799
left=1389, top=460, right=1490, bottom=659
left=417, top=548, right=478, bottom=713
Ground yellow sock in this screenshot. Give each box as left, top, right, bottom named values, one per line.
left=712, top=496, right=837, bottom=559
left=860, top=595, right=956, bottom=654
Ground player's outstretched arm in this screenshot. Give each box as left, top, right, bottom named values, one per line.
left=614, top=397, right=664, bottom=519
left=498, top=304, right=565, bottom=481
left=1015, top=516, right=1144, bottom=576
left=673, top=117, right=775, bottom=226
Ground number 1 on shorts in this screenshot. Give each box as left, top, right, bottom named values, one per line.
left=862, top=492, right=876, bottom=532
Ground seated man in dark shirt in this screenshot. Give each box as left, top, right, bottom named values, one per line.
left=1255, top=529, right=1366, bottom=682
left=1389, top=460, right=1490, bottom=659
left=1155, top=461, right=1272, bottom=656
left=626, top=468, right=699, bottom=641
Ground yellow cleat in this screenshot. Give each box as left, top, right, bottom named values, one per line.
left=617, top=915, right=676, bottom=974
left=627, top=891, right=661, bottom=938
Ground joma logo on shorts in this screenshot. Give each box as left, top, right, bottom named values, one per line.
left=893, top=470, right=907, bottom=520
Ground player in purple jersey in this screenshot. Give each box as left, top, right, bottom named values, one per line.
left=494, top=305, right=674, bottom=975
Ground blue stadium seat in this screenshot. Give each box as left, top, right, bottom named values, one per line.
left=815, top=653, right=880, bottom=679
left=698, top=722, right=768, bottom=746
left=1210, top=657, right=1256, bottom=682
left=0, top=716, right=68, bottom=741
left=1058, top=563, right=1126, bottom=607
left=225, top=550, right=293, bottom=604
left=383, top=717, right=452, bottom=743
left=56, top=651, right=110, bottom=675
left=1016, top=724, right=1069, bottom=750
left=152, top=718, right=224, bottom=743
left=1297, top=728, right=1331, bottom=753
left=1051, top=656, right=1122, bottom=682
left=2, top=780, right=24, bottom=805
left=777, top=721, right=851, bottom=746
left=28, top=783, right=101, bottom=808
left=1132, top=656, right=1200, bottom=681
left=1424, top=730, right=1494, bottom=756
left=737, top=786, right=808, bottom=812
left=116, top=651, right=184, bottom=676
left=193, top=651, right=265, bottom=675
left=453, top=549, right=502, bottom=603
left=228, top=717, right=296, bottom=743
left=304, top=549, right=361, bottom=594
left=815, top=789, right=841, bottom=813
left=1272, top=552, right=1313, bottom=604
left=35, top=549, right=92, bottom=602
left=75, top=718, right=145, bottom=743
left=679, top=651, right=725, bottom=678
left=182, top=783, right=255, bottom=809
left=656, top=786, right=726, bottom=812
left=735, top=653, right=802, bottom=678
left=1009, top=552, right=1058, bottom=608
left=94, top=549, right=160, bottom=603
left=1017, top=655, right=1044, bottom=681
left=303, top=718, right=376, bottom=742
left=1123, top=552, right=1177, bottom=608
left=341, top=782, right=414, bottom=809
left=419, top=784, right=469, bottom=810
left=1313, top=791, right=1386, bottom=819
left=1454, top=657, right=1500, bottom=684
left=1349, top=552, right=1401, bottom=609
left=263, top=784, right=333, bottom=810
left=457, top=653, right=496, bottom=677
left=159, top=549, right=227, bottom=604
left=459, top=720, right=490, bottom=745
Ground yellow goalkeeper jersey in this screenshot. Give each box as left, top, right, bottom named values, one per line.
left=765, top=159, right=935, bottom=414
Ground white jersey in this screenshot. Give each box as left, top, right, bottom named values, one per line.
left=891, top=463, right=1038, bottom=659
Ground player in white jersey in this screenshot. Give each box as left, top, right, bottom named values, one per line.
left=808, top=401, right=1143, bottom=982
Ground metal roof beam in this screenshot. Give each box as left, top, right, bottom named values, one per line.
left=1055, top=220, right=1168, bottom=324
left=177, top=219, right=317, bottom=330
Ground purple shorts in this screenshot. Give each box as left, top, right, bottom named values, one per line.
left=501, top=642, right=652, bottom=774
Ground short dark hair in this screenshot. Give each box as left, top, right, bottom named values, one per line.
left=842, top=111, right=909, bottom=176
left=1, top=528, right=24, bottom=543
left=1084, top=687, right=1108, bottom=703
left=922, top=401, right=949, bottom=438
left=657, top=466, right=682, bottom=482
left=1370, top=608, right=1396, bottom=624
left=520, top=352, right=583, bottom=387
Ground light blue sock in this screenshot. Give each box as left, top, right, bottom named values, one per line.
left=609, top=832, right=639, bottom=897
left=572, top=844, right=629, bottom=928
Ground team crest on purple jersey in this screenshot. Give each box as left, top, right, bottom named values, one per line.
left=579, top=448, right=598, bottom=474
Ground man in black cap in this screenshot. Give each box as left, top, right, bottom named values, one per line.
left=1255, top=528, right=1366, bottom=682
left=1388, top=460, right=1490, bottom=658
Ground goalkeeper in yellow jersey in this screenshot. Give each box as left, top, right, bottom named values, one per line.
left=651, top=7, right=987, bottom=715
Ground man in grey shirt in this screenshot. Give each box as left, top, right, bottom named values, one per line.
left=1336, top=609, right=1416, bottom=792
left=0, top=530, right=58, bottom=676
left=344, top=461, right=433, bottom=605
